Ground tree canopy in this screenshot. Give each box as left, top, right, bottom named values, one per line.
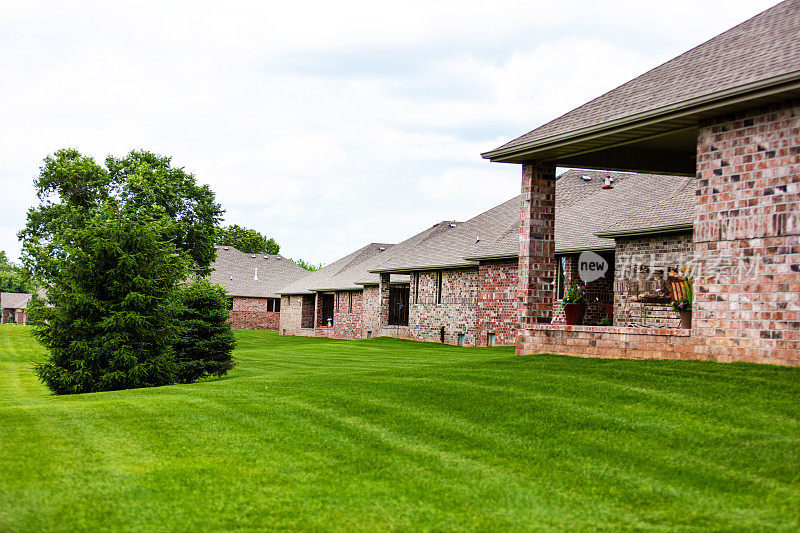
left=291, top=258, right=322, bottom=272
left=0, top=251, right=37, bottom=293
left=19, top=148, right=224, bottom=280
left=216, top=224, right=279, bottom=255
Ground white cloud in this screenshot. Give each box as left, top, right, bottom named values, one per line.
left=0, top=0, right=778, bottom=264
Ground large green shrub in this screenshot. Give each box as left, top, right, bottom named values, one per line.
left=172, top=279, right=236, bottom=383
left=30, top=210, right=188, bottom=394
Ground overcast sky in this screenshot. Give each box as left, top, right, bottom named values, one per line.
left=0, top=0, right=778, bottom=265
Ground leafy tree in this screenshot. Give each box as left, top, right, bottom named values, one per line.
left=0, top=271, right=35, bottom=293
left=30, top=209, right=188, bottom=394
left=19, top=149, right=223, bottom=281
left=0, top=250, right=37, bottom=293
left=291, top=258, right=322, bottom=271
left=216, top=224, right=279, bottom=255
left=172, top=279, right=236, bottom=384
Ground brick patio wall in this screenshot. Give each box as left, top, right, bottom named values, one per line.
left=694, top=99, right=800, bottom=365
left=518, top=325, right=694, bottom=360
left=476, top=259, right=517, bottom=346
left=408, top=268, right=479, bottom=345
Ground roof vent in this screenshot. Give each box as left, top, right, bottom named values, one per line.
left=223, top=247, right=229, bottom=250
left=276, top=257, right=281, bottom=260
left=475, top=235, right=480, bottom=244
left=449, top=223, right=456, bottom=228
left=602, top=175, right=614, bottom=189
left=254, top=268, right=259, bottom=281
left=379, top=246, right=386, bottom=251
left=230, top=275, right=233, bottom=281
left=581, top=175, right=592, bottom=181
left=251, top=255, right=256, bottom=258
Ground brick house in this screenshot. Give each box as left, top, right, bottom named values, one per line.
left=278, top=222, right=456, bottom=339
left=482, top=0, right=800, bottom=365
left=208, top=246, right=310, bottom=330
left=278, top=169, right=695, bottom=346
left=1, top=290, right=46, bottom=325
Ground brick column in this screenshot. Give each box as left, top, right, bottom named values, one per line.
left=694, top=100, right=800, bottom=365
left=517, top=161, right=557, bottom=354
left=379, top=273, right=391, bottom=328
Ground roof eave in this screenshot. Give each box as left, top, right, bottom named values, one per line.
left=370, top=262, right=478, bottom=274
left=594, top=223, right=694, bottom=239
left=482, top=71, right=800, bottom=163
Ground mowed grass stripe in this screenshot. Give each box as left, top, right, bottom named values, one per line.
left=1, top=326, right=799, bottom=531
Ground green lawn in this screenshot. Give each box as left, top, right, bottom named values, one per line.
left=1, top=326, right=799, bottom=531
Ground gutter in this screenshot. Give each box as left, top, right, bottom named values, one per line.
left=369, top=262, right=479, bottom=274
left=595, top=223, right=693, bottom=239
left=463, top=245, right=615, bottom=262
left=482, top=71, right=800, bottom=162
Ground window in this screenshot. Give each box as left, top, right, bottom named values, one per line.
left=348, top=291, right=353, bottom=313
left=287, top=295, right=291, bottom=307
left=436, top=271, right=443, bottom=304
left=557, top=256, right=566, bottom=300
left=413, top=273, right=419, bottom=304
left=336, top=293, right=340, bottom=312
left=267, top=298, right=281, bottom=312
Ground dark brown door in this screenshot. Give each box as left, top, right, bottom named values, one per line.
left=388, top=285, right=409, bottom=326
left=321, top=294, right=335, bottom=326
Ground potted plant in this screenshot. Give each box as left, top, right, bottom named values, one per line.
left=671, top=279, right=693, bottom=329
left=562, top=283, right=587, bottom=325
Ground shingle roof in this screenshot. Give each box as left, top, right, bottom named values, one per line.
left=0, top=292, right=33, bottom=310
left=276, top=243, right=398, bottom=295
left=486, top=0, right=800, bottom=157
left=372, top=170, right=694, bottom=268
left=208, top=246, right=310, bottom=298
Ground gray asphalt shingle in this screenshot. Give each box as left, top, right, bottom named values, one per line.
left=208, top=246, right=310, bottom=298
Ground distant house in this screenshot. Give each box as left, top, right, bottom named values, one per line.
left=1, top=290, right=45, bottom=325
left=208, top=246, right=310, bottom=330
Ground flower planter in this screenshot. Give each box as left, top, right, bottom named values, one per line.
left=564, top=303, right=587, bottom=326
left=679, top=309, right=692, bottom=329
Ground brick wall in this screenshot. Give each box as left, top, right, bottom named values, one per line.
left=694, top=99, right=800, bottom=365
left=407, top=268, right=479, bottom=345
left=331, top=290, right=364, bottom=339
left=228, top=296, right=279, bottom=330
left=362, top=285, right=381, bottom=337
left=613, top=233, right=692, bottom=327
left=280, top=294, right=317, bottom=335
left=229, top=311, right=279, bottom=330
left=232, top=297, right=268, bottom=312
left=477, top=259, right=517, bottom=346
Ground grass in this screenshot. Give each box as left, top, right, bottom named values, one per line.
left=1, top=326, right=799, bottom=531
